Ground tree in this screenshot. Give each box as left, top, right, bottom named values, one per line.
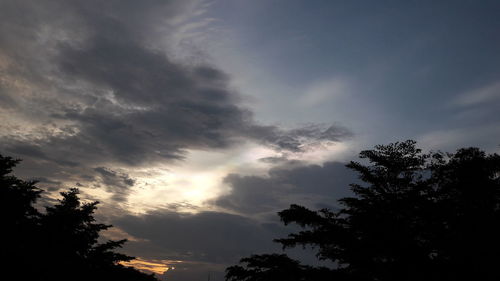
left=40, top=188, right=145, bottom=281
left=0, top=154, right=158, bottom=281
left=226, top=254, right=336, bottom=281
left=226, top=140, right=500, bottom=281
left=0, top=155, right=44, bottom=280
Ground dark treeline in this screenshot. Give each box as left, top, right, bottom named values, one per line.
left=0, top=155, right=157, bottom=281
left=226, top=140, right=500, bottom=281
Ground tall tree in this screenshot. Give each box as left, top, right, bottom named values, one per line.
left=226, top=140, right=500, bottom=281
left=41, top=188, right=140, bottom=280
left=0, top=155, right=43, bottom=280
left=0, top=154, right=158, bottom=281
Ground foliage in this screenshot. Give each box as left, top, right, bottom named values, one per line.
left=0, top=154, right=157, bottom=281
left=226, top=254, right=335, bottom=281
left=226, top=140, right=500, bottom=281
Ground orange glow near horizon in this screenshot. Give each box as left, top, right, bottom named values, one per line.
left=120, top=258, right=183, bottom=275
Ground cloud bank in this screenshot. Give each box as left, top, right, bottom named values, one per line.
left=0, top=0, right=350, bottom=197
left=217, top=161, right=357, bottom=215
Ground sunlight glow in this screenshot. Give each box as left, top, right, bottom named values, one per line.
left=120, top=258, right=184, bottom=275
left=83, top=142, right=351, bottom=215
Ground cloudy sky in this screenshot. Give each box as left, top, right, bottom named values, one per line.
left=1, top=0, right=500, bottom=280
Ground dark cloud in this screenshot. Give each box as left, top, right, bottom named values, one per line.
left=94, top=167, right=135, bottom=187
left=31, top=177, right=62, bottom=186
left=93, top=167, right=135, bottom=202
left=114, top=208, right=325, bottom=281
left=0, top=0, right=350, bottom=199
left=247, top=124, right=352, bottom=153
left=258, top=156, right=291, bottom=164
left=216, top=161, right=357, bottom=215
left=115, top=210, right=287, bottom=264
left=161, top=261, right=226, bottom=281
left=5, top=143, right=47, bottom=159
left=3, top=140, right=80, bottom=167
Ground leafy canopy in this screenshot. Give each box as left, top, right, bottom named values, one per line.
left=0, top=154, right=157, bottom=281
left=226, top=140, right=500, bottom=281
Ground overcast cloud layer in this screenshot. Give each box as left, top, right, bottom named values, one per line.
left=2, top=1, right=500, bottom=281
left=0, top=0, right=349, bottom=191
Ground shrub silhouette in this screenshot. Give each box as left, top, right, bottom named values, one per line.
left=226, top=140, right=500, bottom=281
left=0, top=154, right=157, bottom=281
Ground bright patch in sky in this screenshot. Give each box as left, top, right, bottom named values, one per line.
left=120, top=258, right=182, bottom=275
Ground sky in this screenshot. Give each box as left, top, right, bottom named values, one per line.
left=1, top=0, right=500, bottom=280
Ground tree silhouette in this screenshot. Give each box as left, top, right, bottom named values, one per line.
left=226, top=254, right=335, bottom=281
left=0, top=154, right=157, bottom=281
left=226, top=140, right=500, bottom=281
left=1, top=155, right=43, bottom=280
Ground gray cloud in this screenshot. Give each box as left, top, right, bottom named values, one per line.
left=114, top=207, right=326, bottom=281
left=93, top=167, right=135, bottom=202
left=160, top=261, right=226, bottom=281
left=115, top=210, right=287, bottom=264
left=94, top=167, right=135, bottom=187
left=247, top=124, right=351, bottom=152
left=0, top=0, right=350, bottom=200
left=31, top=177, right=62, bottom=187
left=216, top=161, right=357, bottom=215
